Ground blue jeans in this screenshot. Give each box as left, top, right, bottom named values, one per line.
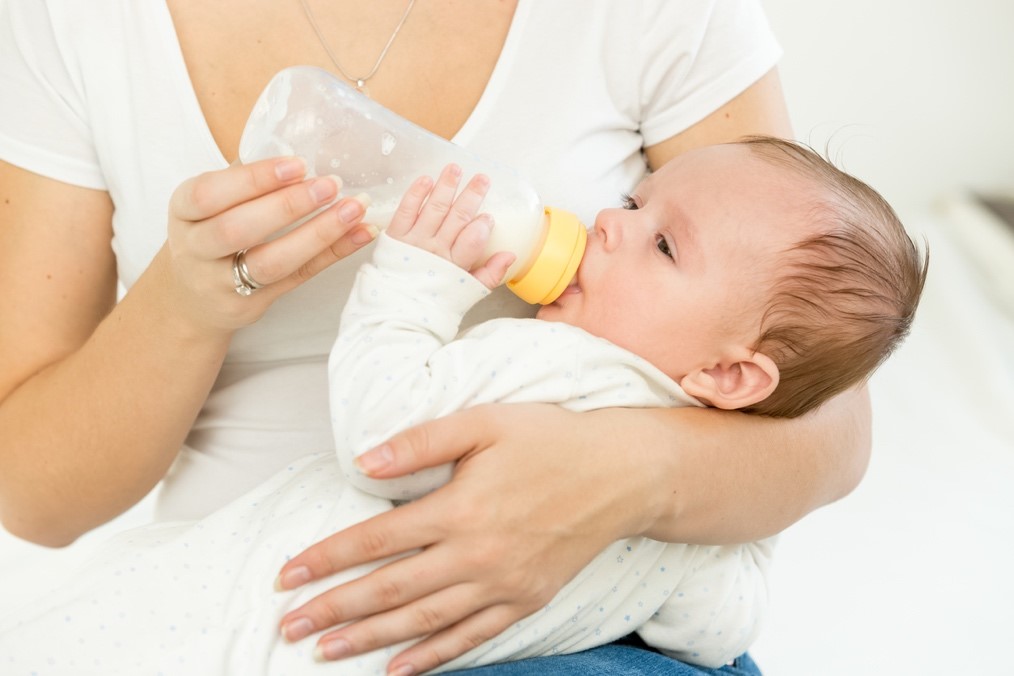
left=445, top=635, right=762, bottom=675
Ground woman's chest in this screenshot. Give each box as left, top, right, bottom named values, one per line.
left=166, top=0, right=517, bottom=161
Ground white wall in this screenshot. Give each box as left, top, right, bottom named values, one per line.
left=763, top=0, right=1014, bottom=218
left=752, top=3, right=1014, bottom=674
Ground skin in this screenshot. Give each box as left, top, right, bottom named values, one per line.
left=537, top=144, right=808, bottom=408
left=0, top=1, right=870, bottom=674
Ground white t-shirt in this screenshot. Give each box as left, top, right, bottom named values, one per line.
left=0, top=0, right=782, bottom=519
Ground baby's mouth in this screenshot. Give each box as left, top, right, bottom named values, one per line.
left=559, top=278, right=581, bottom=296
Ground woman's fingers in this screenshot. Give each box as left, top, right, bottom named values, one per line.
left=272, top=405, right=633, bottom=673
left=311, top=584, right=501, bottom=664
left=277, top=499, right=440, bottom=591
left=182, top=174, right=342, bottom=260
left=161, top=157, right=378, bottom=334
left=279, top=546, right=459, bottom=637
left=239, top=194, right=373, bottom=288
left=388, top=605, right=522, bottom=675
left=353, top=405, right=499, bottom=479
left=170, top=156, right=308, bottom=223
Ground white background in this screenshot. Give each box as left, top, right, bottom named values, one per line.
left=3, top=1, right=1014, bottom=674
left=753, top=1, right=1014, bottom=674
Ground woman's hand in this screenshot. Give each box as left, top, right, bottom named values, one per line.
left=275, top=404, right=655, bottom=675
left=273, top=395, right=870, bottom=674
left=0, top=157, right=380, bottom=545
left=162, top=156, right=377, bottom=333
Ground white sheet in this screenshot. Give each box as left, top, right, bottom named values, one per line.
left=2, top=211, right=1011, bottom=675
left=751, top=209, right=1014, bottom=674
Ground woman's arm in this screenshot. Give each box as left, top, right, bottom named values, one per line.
left=643, top=68, right=794, bottom=167
left=637, top=387, right=871, bottom=544
left=274, top=68, right=873, bottom=674
left=0, top=159, right=373, bottom=546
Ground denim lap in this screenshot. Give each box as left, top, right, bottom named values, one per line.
left=444, top=646, right=762, bottom=676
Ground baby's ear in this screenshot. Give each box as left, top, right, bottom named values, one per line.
left=679, top=350, right=779, bottom=410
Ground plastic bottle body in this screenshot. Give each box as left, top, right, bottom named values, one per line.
left=239, top=66, right=584, bottom=304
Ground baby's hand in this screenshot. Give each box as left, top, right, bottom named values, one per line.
left=385, top=164, right=515, bottom=289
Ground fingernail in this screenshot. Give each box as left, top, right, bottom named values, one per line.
left=479, top=213, right=495, bottom=234
left=389, top=664, right=416, bottom=676
left=354, top=445, right=394, bottom=475
left=352, top=192, right=372, bottom=208
left=275, top=157, right=306, bottom=181
left=310, top=176, right=340, bottom=203
left=339, top=198, right=365, bottom=223
left=351, top=224, right=379, bottom=245
left=314, top=638, right=351, bottom=662
left=281, top=616, right=314, bottom=642
left=275, top=565, right=312, bottom=591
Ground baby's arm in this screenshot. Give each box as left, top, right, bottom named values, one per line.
left=636, top=539, right=774, bottom=667
left=329, top=166, right=514, bottom=499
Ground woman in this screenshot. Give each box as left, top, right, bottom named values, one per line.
left=0, top=1, right=869, bottom=674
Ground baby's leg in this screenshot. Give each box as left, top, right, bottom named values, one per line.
left=0, top=452, right=397, bottom=675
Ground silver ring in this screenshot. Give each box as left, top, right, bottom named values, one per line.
left=232, top=249, right=264, bottom=296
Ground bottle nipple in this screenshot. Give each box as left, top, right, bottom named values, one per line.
left=508, top=207, right=587, bottom=305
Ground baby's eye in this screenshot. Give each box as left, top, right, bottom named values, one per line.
left=655, top=234, right=674, bottom=259
left=620, top=193, right=639, bottom=210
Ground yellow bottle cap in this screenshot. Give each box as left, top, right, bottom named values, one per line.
left=507, top=206, right=587, bottom=305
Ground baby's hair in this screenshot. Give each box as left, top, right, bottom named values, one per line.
left=737, top=136, right=929, bottom=418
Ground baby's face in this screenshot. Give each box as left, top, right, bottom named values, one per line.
left=537, top=143, right=811, bottom=381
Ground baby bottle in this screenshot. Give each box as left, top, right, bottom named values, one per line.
left=238, top=66, right=586, bottom=305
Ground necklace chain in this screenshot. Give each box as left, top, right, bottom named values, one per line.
left=299, top=0, right=417, bottom=94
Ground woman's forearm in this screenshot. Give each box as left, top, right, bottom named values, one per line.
left=0, top=158, right=373, bottom=547
left=630, top=385, right=872, bottom=544
left=0, top=251, right=231, bottom=547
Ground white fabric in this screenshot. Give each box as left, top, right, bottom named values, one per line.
left=0, top=0, right=781, bottom=520
left=331, top=234, right=773, bottom=669
left=0, top=236, right=771, bottom=673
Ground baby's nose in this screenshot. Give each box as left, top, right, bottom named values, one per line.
left=594, top=212, right=625, bottom=253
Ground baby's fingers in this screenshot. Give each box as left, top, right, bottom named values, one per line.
left=468, top=249, right=515, bottom=291
left=434, top=172, right=491, bottom=251
left=386, top=176, right=434, bottom=238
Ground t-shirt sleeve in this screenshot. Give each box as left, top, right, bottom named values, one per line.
left=637, top=0, right=783, bottom=146
left=0, top=0, right=105, bottom=189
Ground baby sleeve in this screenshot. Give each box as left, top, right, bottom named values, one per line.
left=637, top=538, right=776, bottom=667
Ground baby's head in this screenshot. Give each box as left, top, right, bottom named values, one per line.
left=537, top=136, right=928, bottom=417
left=730, top=137, right=928, bottom=416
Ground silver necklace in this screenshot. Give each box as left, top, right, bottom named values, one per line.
left=299, top=0, right=417, bottom=95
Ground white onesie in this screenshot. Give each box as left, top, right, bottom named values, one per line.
left=0, top=236, right=772, bottom=674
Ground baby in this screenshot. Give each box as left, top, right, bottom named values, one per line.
left=0, top=138, right=926, bottom=675
left=306, top=135, right=928, bottom=667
